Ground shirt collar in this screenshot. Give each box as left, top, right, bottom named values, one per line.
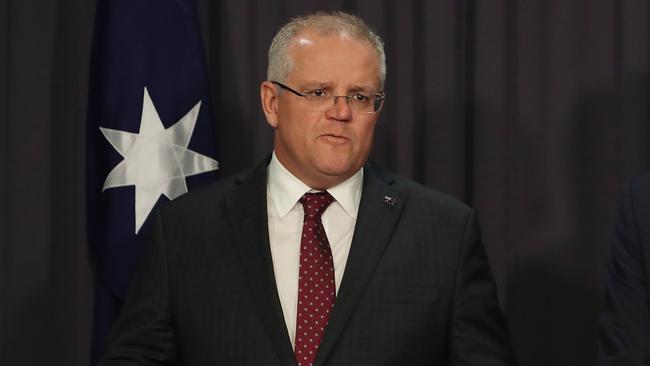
left=267, top=152, right=363, bottom=219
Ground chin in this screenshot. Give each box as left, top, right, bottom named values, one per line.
left=316, top=159, right=358, bottom=179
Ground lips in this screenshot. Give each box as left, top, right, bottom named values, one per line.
left=319, top=129, right=349, bottom=138
left=318, top=134, right=349, bottom=144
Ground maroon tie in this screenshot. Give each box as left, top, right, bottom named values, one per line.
left=295, top=192, right=335, bottom=366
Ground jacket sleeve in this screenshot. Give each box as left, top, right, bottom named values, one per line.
left=598, top=180, right=650, bottom=365
left=100, top=210, right=177, bottom=366
left=450, top=210, right=517, bottom=365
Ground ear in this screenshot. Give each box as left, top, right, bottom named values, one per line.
left=260, top=81, right=279, bottom=128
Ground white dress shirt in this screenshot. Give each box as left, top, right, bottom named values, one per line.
left=266, top=153, right=363, bottom=349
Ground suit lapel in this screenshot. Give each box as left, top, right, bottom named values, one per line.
left=314, top=164, right=405, bottom=366
left=226, top=160, right=296, bottom=366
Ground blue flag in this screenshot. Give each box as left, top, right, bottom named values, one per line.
left=86, top=0, right=218, bottom=362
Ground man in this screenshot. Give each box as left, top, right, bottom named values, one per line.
left=101, top=11, right=515, bottom=365
left=599, top=173, right=650, bottom=365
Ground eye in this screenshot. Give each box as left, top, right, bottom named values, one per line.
left=351, top=93, right=370, bottom=103
left=304, top=89, right=328, bottom=98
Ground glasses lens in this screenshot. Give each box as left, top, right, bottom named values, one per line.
left=347, top=94, right=371, bottom=113
left=347, top=94, right=384, bottom=113
left=373, top=96, right=384, bottom=113
left=277, top=81, right=384, bottom=113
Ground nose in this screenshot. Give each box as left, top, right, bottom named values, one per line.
left=326, top=96, right=353, bottom=121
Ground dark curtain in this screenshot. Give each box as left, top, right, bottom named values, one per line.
left=1, top=0, right=96, bottom=365
left=1, top=1, right=648, bottom=365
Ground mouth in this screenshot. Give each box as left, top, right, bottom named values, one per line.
left=318, top=134, right=349, bottom=145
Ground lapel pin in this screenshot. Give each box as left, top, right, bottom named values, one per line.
left=383, top=195, right=396, bottom=206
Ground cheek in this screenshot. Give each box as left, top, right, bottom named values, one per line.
left=279, top=112, right=309, bottom=142
left=355, top=124, right=376, bottom=151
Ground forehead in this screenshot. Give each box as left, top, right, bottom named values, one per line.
left=286, top=30, right=380, bottom=90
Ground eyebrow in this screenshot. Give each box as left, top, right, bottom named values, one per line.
left=299, top=81, right=378, bottom=92
left=299, top=81, right=333, bottom=89
left=347, top=85, right=376, bottom=93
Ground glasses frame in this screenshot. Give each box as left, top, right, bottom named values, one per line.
left=271, top=81, right=385, bottom=113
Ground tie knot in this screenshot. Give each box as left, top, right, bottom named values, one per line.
left=299, top=192, right=334, bottom=219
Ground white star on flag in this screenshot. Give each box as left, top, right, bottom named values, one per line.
left=100, top=87, right=219, bottom=234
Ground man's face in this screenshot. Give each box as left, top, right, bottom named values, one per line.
left=261, top=30, right=382, bottom=189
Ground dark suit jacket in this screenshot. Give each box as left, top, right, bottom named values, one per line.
left=101, top=160, right=515, bottom=365
left=599, top=173, right=650, bottom=365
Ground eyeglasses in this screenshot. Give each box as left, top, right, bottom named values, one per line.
left=272, top=81, right=385, bottom=113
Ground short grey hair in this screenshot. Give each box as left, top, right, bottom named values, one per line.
left=267, top=11, right=386, bottom=87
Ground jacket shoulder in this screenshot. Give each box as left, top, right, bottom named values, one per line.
left=373, top=166, right=473, bottom=222
left=159, top=168, right=257, bottom=215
